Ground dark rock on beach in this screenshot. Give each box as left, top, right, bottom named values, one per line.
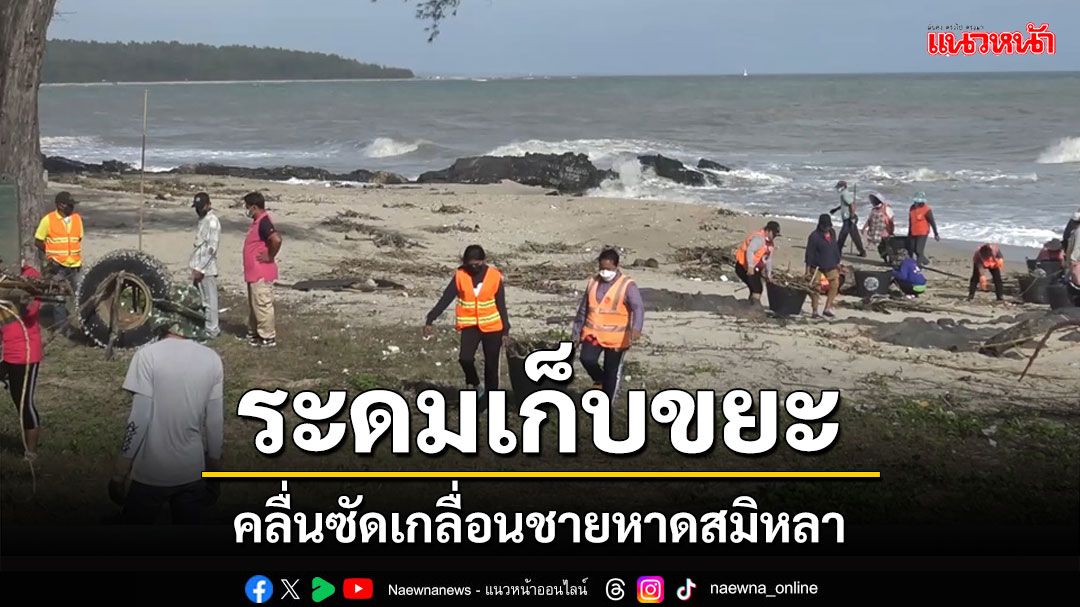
left=171, top=163, right=400, bottom=184
left=43, top=155, right=134, bottom=174
left=418, top=152, right=605, bottom=194
left=697, top=158, right=731, bottom=172
left=369, top=171, right=407, bottom=185
left=638, top=154, right=707, bottom=187
left=174, top=163, right=334, bottom=181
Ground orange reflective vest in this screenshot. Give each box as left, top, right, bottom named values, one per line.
left=43, top=211, right=84, bottom=267
left=581, top=273, right=635, bottom=350
left=909, top=204, right=932, bottom=237
left=974, top=244, right=1005, bottom=270
left=454, top=268, right=504, bottom=333
left=734, top=230, right=773, bottom=270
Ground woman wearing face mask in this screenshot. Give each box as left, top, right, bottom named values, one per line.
left=424, top=245, right=510, bottom=397
left=571, top=248, right=645, bottom=403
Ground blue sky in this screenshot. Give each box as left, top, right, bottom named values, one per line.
left=48, top=0, right=1078, bottom=76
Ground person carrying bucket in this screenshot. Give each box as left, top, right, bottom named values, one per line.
left=571, top=248, right=644, bottom=403
left=424, top=245, right=510, bottom=398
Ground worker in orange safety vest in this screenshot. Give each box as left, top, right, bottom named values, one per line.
left=969, top=243, right=1005, bottom=302
left=424, top=245, right=510, bottom=398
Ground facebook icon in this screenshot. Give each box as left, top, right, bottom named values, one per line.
left=245, top=575, right=274, bottom=604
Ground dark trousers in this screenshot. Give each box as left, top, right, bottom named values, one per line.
left=734, top=263, right=763, bottom=295
left=459, top=327, right=502, bottom=390
left=970, top=263, right=1004, bottom=300
left=43, top=261, right=80, bottom=332
left=837, top=219, right=866, bottom=256
left=2, top=361, right=41, bottom=430
left=120, top=479, right=207, bottom=524
left=907, top=235, right=930, bottom=265
left=580, top=340, right=627, bottom=401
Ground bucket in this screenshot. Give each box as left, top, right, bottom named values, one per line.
left=1047, top=283, right=1074, bottom=310
left=506, top=345, right=573, bottom=401
left=881, top=236, right=909, bottom=267
left=1017, top=274, right=1051, bottom=305
left=854, top=270, right=893, bottom=298
left=766, top=282, right=807, bottom=316
left=1026, top=259, right=1065, bottom=278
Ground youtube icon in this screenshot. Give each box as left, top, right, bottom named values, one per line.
left=343, top=578, right=374, bottom=600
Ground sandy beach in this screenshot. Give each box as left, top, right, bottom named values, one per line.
left=44, top=173, right=1080, bottom=410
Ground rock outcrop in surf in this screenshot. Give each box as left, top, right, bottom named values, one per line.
left=418, top=152, right=607, bottom=194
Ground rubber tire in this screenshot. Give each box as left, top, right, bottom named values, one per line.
left=77, top=249, right=173, bottom=348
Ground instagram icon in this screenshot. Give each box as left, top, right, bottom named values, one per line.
left=637, top=576, right=664, bottom=603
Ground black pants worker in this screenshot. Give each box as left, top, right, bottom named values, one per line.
left=459, top=327, right=502, bottom=391
left=580, top=339, right=627, bottom=402
left=969, top=263, right=1004, bottom=300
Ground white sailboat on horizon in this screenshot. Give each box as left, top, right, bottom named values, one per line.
left=743, top=67, right=749, bottom=77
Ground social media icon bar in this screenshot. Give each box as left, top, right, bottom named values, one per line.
left=312, top=577, right=336, bottom=603
left=344, top=577, right=374, bottom=600
left=637, top=576, right=665, bottom=604
left=677, top=578, right=697, bottom=601
left=244, top=575, right=274, bottom=604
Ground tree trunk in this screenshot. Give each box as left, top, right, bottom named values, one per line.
left=1, top=0, right=57, bottom=264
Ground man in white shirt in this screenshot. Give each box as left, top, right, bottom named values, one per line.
left=189, top=192, right=221, bottom=338
left=109, top=285, right=223, bottom=524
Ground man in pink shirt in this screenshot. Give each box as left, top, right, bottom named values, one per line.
left=242, top=192, right=282, bottom=347
left=1, top=264, right=44, bottom=460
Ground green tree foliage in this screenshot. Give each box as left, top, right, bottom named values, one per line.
left=42, top=39, right=414, bottom=83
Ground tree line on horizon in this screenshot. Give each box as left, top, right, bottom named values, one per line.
left=42, top=39, right=414, bottom=83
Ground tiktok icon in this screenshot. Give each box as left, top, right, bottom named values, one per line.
left=676, top=578, right=697, bottom=601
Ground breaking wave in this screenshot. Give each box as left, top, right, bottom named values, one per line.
left=361, top=137, right=428, bottom=158
left=1036, top=137, right=1080, bottom=164
left=856, top=165, right=1037, bottom=184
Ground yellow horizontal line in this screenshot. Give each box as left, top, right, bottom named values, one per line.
left=203, top=471, right=879, bottom=479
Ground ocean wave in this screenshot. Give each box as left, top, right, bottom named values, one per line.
left=487, top=138, right=687, bottom=165
left=1036, top=136, right=1080, bottom=164
left=726, top=168, right=792, bottom=185
left=939, top=223, right=1060, bottom=249
left=361, top=137, right=428, bottom=159
left=855, top=165, right=1037, bottom=185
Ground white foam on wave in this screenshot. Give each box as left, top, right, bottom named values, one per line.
left=939, top=223, right=1059, bottom=249
left=727, top=168, right=792, bottom=185
left=1036, top=137, right=1080, bottom=164
left=855, top=165, right=1037, bottom=184
left=361, top=137, right=427, bottom=159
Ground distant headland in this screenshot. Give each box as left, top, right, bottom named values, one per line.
left=42, top=39, right=414, bottom=83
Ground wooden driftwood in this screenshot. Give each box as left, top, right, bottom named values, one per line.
left=1019, top=319, right=1080, bottom=381
left=980, top=307, right=1080, bottom=357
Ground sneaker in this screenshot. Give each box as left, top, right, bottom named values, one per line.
left=247, top=335, right=261, bottom=347
left=259, top=338, right=277, bottom=348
